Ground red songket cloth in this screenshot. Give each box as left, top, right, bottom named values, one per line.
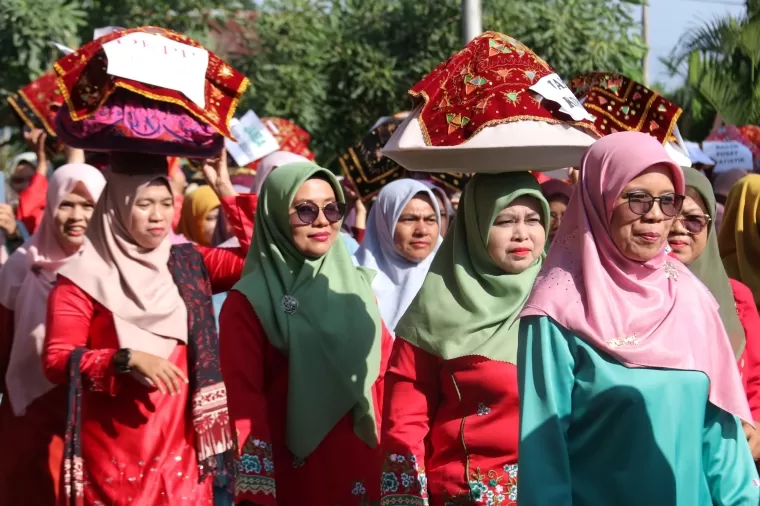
left=7, top=70, right=65, bottom=152
left=569, top=72, right=682, bottom=144
left=408, top=31, right=598, bottom=148
left=53, top=26, right=248, bottom=140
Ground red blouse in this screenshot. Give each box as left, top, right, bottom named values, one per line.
left=16, top=173, right=47, bottom=234
left=219, top=290, right=393, bottom=506
left=733, top=279, right=760, bottom=422
left=42, top=245, right=244, bottom=506
left=380, top=338, right=520, bottom=505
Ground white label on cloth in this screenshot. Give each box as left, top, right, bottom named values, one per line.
left=702, top=141, right=754, bottom=173
left=102, top=32, right=209, bottom=108
left=225, top=110, right=281, bottom=167
left=530, top=73, right=594, bottom=122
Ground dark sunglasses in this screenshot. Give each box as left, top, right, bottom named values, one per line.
left=622, top=191, right=685, bottom=218
left=294, top=201, right=346, bottom=224
left=676, top=214, right=711, bottom=234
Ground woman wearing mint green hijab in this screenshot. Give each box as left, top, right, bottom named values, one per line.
left=219, top=162, right=393, bottom=506
left=379, top=172, right=549, bottom=505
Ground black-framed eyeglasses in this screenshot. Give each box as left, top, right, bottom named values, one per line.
left=622, top=191, right=685, bottom=218
left=293, top=201, right=346, bottom=224
left=676, top=213, right=711, bottom=234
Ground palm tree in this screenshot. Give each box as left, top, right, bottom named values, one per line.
left=666, top=3, right=760, bottom=126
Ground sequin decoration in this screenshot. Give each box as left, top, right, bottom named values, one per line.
left=409, top=31, right=597, bottom=147
left=569, top=72, right=682, bottom=146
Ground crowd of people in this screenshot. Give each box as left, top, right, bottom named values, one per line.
left=0, top=26, right=760, bottom=506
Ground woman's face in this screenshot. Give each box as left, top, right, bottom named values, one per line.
left=487, top=196, right=546, bottom=274
left=668, top=188, right=710, bottom=266
left=548, top=196, right=569, bottom=242
left=11, top=162, right=35, bottom=193
left=610, top=165, right=678, bottom=263
left=203, top=207, right=220, bottom=246
left=289, top=178, right=342, bottom=258
left=53, top=182, right=96, bottom=256
left=393, top=194, right=439, bottom=263
left=129, top=181, right=174, bottom=249
left=450, top=192, right=461, bottom=212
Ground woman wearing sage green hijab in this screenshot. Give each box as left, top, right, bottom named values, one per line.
left=379, top=172, right=549, bottom=505
left=668, top=166, right=760, bottom=461
left=219, top=162, right=393, bottom=506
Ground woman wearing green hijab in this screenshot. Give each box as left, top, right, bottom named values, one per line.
left=667, top=166, right=760, bottom=462
left=379, top=172, right=549, bottom=505
left=219, top=162, right=393, bottom=506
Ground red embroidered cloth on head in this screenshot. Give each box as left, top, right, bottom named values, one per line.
left=53, top=26, right=248, bottom=140
left=569, top=72, right=682, bottom=144
left=409, top=31, right=599, bottom=147
left=7, top=70, right=65, bottom=153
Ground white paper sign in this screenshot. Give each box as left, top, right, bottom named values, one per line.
left=94, top=26, right=126, bottom=40
left=530, top=73, right=594, bottom=122
left=225, top=110, right=281, bottom=167
left=102, top=32, right=209, bottom=108
left=50, top=41, right=75, bottom=55
left=701, top=141, right=753, bottom=173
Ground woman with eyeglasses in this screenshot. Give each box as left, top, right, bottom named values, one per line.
left=668, top=167, right=760, bottom=464
left=518, top=132, right=758, bottom=506
left=219, top=162, right=393, bottom=506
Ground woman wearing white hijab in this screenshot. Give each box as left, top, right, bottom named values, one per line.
left=354, top=179, right=441, bottom=331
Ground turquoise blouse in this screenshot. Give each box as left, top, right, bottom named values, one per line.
left=518, top=315, right=759, bottom=506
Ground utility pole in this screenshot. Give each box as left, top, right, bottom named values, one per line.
left=462, top=0, right=483, bottom=44
left=642, top=2, right=650, bottom=85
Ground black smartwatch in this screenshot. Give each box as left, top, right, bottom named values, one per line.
left=113, top=348, right=132, bottom=374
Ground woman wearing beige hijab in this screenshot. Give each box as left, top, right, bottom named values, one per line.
left=42, top=153, right=248, bottom=506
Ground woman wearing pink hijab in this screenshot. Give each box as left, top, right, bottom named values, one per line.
left=517, top=132, right=759, bottom=505
left=0, top=163, right=105, bottom=506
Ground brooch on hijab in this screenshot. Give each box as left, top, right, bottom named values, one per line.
left=282, top=295, right=299, bottom=315
left=607, top=334, right=639, bottom=349
left=663, top=262, right=678, bottom=281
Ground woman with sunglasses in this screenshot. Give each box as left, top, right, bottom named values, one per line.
left=518, top=132, right=758, bottom=506
left=668, top=166, right=760, bottom=463
left=219, top=162, right=393, bottom=506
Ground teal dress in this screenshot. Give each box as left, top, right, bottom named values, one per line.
left=518, top=315, right=760, bottom=506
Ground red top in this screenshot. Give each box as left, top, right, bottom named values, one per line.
left=16, top=173, right=48, bottom=234
left=219, top=290, right=393, bottom=506
left=380, top=338, right=520, bottom=505
left=733, top=278, right=760, bottom=422
left=41, top=245, right=244, bottom=506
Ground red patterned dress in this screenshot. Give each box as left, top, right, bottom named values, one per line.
left=42, top=245, right=245, bottom=506
left=219, top=290, right=394, bottom=506
left=380, top=339, right=520, bottom=506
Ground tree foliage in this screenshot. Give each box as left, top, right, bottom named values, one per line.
left=237, top=0, right=646, bottom=166
left=0, top=0, right=85, bottom=103
left=664, top=3, right=760, bottom=134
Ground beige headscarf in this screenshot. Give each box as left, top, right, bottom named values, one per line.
left=58, top=172, right=187, bottom=357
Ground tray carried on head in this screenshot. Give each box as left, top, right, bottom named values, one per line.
left=383, top=32, right=600, bottom=174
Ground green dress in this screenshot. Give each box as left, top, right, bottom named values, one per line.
left=518, top=315, right=760, bottom=506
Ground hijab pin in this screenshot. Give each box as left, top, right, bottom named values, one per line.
left=282, top=295, right=299, bottom=315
